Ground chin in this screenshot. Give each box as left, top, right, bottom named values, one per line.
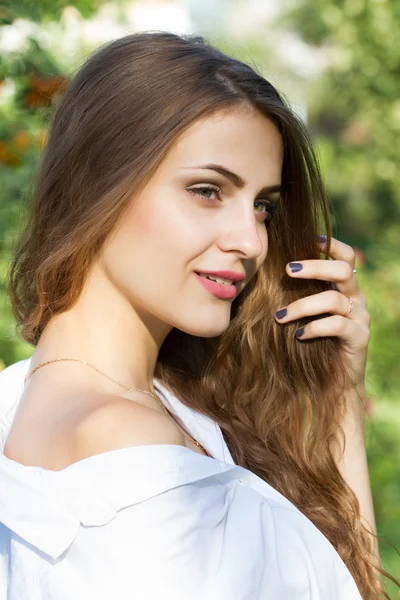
left=170, top=299, right=233, bottom=338
left=179, top=318, right=231, bottom=339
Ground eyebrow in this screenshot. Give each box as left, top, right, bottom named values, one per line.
left=184, top=163, right=281, bottom=196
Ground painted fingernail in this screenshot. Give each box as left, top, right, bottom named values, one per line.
left=317, top=234, right=327, bottom=243
left=289, top=262, right=303, bottom=273
left=276, top=308, right=287, bottom=319
left=296, top=328, right=304, bottom=338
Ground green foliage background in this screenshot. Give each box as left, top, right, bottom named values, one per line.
left=0, top=0, right=399, bottom=595
left=279, top=5, right=400, bottom=593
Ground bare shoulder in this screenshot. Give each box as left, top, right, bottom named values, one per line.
left=70, top=395, right=186, bottom=464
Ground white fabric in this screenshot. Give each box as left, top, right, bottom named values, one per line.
left=0, top=358, right=362, bottom=600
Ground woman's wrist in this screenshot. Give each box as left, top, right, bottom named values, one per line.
left=342, top=384, right=368, bottom=429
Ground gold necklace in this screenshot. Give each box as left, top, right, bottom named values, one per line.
left=24, top=358, right=209, bottom=456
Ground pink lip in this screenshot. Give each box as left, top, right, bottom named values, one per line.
left=194, top=272, right=238, bottom=300
left=195, top=270, right=246, bottom=282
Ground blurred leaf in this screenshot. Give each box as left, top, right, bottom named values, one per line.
left=0, top=0, right=103, bottom=24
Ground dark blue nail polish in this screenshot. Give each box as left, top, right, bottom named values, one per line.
left=296, top=328, right=304, bottom=338
left=289, top=262, right=303, bottom=273
left=318, top=234, right=327, bottom=243
left=276, top=308, right=287, bottom=319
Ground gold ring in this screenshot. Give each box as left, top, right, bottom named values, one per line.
left=345, top=298, right=354, bottom=317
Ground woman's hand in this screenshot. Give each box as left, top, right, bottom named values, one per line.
left=275, top=236, right=379, bottom=548
left=274, top=235, right=371, bottom=393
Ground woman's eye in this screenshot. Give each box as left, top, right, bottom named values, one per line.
left=186, top=185, right=220, bottom=201
left=186, top=186, right=279, bottom=222
left=255, top=200, right=279, bottom=222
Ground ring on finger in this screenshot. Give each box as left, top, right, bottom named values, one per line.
left=345, top=298, right=354, bottom=317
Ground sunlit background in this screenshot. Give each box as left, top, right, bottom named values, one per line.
left=0, top=0, right=399, bottom=595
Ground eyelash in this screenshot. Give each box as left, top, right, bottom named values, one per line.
left=186, top=184, right=279, bottom=223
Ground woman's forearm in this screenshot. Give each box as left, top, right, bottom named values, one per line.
left=333, top=386, right=380, bottom=563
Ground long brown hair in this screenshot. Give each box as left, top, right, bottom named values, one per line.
left=7, top=31, right=399, bottom=598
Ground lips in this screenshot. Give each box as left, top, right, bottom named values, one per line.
left=195, top=272, right=235, bottom=286
left=194, top=272, right=238, bottom=300
left=194, top=270, right=246, bottom=283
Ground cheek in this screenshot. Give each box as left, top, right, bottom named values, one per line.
left=259, top=226, right=269, bottom=259
left=130, top=184, right=221, bottom=260
left=109, top=193, right=206, bottom=280
left=252, top=227, right=268, bottom=274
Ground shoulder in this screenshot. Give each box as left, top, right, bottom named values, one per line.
left=70, top=395, right=186, bottom=465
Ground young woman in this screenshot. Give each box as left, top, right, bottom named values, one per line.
left=0, top=31, right=397, bottom=599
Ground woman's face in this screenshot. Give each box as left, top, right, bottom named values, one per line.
left=100, top=104, right=283, bottom=340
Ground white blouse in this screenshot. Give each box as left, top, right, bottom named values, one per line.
left=0, top=358, right=362, bottom=600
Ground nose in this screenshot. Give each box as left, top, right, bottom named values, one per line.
left=217, top=202, right=266, bottom=260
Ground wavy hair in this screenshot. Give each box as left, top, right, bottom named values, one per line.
left=7, top=31, right=399, bottom=598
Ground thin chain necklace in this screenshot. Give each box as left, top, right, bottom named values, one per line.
left=24, top=358, right=209, bottom=457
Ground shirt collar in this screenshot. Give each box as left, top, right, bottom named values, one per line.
left=0, top=359, right=237, bottom=559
